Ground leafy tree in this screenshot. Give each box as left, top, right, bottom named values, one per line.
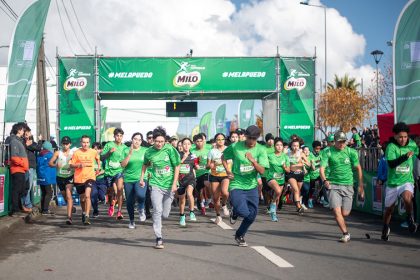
left=327, top=74, right=360, bottom=90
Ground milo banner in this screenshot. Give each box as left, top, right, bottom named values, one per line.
left=394, top=0, right=420, bottom=125
left=98, top=57, right=276, bottom=93
left=58, top=57, right=96, bottom=146
left=280, top=57, right=315, bottom=145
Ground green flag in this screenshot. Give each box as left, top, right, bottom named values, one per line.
left=280, top=57, right=315, bottom=145
left=100, top=106, right=108, bottom=141
left=4, top=0, right=51, bottom=122
left=215, top=104, right=226, bottom=134
left=199, top=112, right=212, bottom=137
left=239, top=100, right=254, bottom=128
left=394, top=0, right=420, bottom=125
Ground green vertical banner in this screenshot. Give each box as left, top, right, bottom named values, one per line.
left=199, top=112, right=212, bottom=137
left=239, top=100, right=255, bottom=129
left=215, top=104, right=226, bottom=134
left=59, top=57, right=96, bottom=146
left=4, top=0, right=51, bottom=122
left=100, top=106, right=108, bottom=142
left=280, top=57, right=315, bottom=145
left=394, top=0, right=420, bottom=125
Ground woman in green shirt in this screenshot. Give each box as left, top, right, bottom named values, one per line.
left=121, top=133, right=148, bottom=229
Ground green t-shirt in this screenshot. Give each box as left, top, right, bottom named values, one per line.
left=191, top=146, right=211, bottom=177
left=266, top=152, right=289, bottom=185
left=321, top=147, right=332, bottom=179
left=386, top=140, right=419, bottom=187
left=123, top=147, right=147, bottom=183
left=94, top=160, right=105, bottom=180
left=352, top=133, right=361, bottom=147
left=101, top=142, right=128, bottom=177
left=320, top=146, right=359, bottom=186
left=304, top=163, right=311, bottom=182
left=223, top=141, right=269, bottom=191
left=309, top=152, right=321, bottom=180
left=144, top=144, right=181, bottom=190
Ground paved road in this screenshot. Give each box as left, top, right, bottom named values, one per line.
left=0, top=204, right=419, bottom=280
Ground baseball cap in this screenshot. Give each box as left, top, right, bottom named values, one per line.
left=42, top=141, right=53, bottom=152
left=61, top=136, right=71, bottom=144
left=236, top=128, right=245, bottom=135
left=327, top=134, right=335, bottom=142
left=245, top=125, right=261, bottom=138
left=334, top=131, right=347, bottom=142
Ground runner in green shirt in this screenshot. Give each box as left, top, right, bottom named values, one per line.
left=266, top=138, right=290, bottom=222
left=308, top=141, right=322, bottom=209
left=320, top=131, right=364, bottom=243
left=301, top=145, right=312, bottom=211
left=382, top=122, right=419, bottom=241
left=222, top=125, right=269, bottom=247
left=319, top=134, right=335, bottom=207
left=140, top=127, right=180, bottom=249
left=261, top=133, right=275, bottom=212
left=91, top=142, right=106, bottom=218
left=121, top=132, right=148, bottom=229
left=101, top=128, right=127, bottom=220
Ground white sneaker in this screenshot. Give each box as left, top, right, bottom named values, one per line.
left=215, top=216, right=222, bottom=224
left=128, top=221, right=136, bottom=229
left=222, top=205, right=230, bottom=217
left=139, top=209, right=146, bottom=222
left=301, top=204, right=308, bottom=211
left=339, top=233, right=350, bottom=243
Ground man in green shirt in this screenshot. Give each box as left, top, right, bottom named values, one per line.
left=101, top=128, right=127, bottom=220
left=351, top=127, right=362, bottom=148
left=320, top=131, right=364, bottom=243
left=319, top=134, right=335, bottom=207
left=308, top=140, right=322, bottom=209
left=382, top=122, right=419, bottom=241
left=222, top=125, right=269, bottom=247
left=140, top=127, right=180, bottom=249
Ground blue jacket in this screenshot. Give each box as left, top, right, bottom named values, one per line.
left=37, top=150, right=57, bottom=185
left=377, top=155, right=387, bottom=182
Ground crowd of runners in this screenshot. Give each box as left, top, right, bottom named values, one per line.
left=6, top=121, right=420, bottom=249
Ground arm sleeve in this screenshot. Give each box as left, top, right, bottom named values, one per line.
left=387, top=155, right=409, bottom=169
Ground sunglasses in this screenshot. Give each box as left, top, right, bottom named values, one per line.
left=216, top=138, right=225, bottom=141
left=147, top=136, right=153, bottom=139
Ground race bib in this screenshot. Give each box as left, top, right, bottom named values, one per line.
left=396, top=165, right=410, bottom=174
left=180, top=164, right=190, bottom=174
left=197, top=164, right=206, bottom=170
left=156, top=165, right=171, bottom=176
left=215, top=165, right=226, bottom=173
left=240, top=164, right=255, bottom=174
left=59, top=169, right=71, bottom=176
left=273, top=172, right=284, bottom=179
left=109, top=161, right=121, bottom=169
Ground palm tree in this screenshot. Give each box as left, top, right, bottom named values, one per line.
left=327, top=74, right=360, bottom=91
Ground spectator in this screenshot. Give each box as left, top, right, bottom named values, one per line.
left=5, top=122, right=30, bottom=216
left=37, top=141, right=57, bottom=215
left=351, top=127, right=362, bottom=148
left=23, top=129, right=42, bottom=211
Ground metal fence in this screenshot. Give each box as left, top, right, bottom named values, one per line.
left=358, top=147, right=382, bottom=173
left=0, top=143, right=10, bottom=167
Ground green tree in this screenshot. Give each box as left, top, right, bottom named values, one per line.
left=327, top=74, right=360, bottom=90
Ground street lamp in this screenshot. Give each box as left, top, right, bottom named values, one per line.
left=300, top=1, right=327, bottom=91
left=370, top=49, right=383, bottom=118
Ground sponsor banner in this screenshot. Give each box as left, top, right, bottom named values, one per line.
left=59, top=57, right=96, bottom=146
left=0, top=174, right=4, bottom=213
left=4, top=0, right=51, bottom=122
left=239, top=100, right=255, bottom=129
left=215, top=104, right=226, bottom=134
left=394, top=0, right=420, bottom=125
left=280, top=57, right=315, bottom=145
left=98, top=57, right=276, bottom=92
left=199, top=112, right=212, bottom=137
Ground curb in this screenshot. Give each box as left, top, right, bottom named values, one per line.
left=0, top=208, right=42, bottom=237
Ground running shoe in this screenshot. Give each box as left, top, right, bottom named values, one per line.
left=269, top=203, right=276, bottom=214
left=301, top=204, right=308, bottom=211
left=308, top=199, right=314, bottom=209
left=200, top=206, right=206, bottom=216
left=189, top=212, right=197, bottom=222
left=235, top=235, right=248, bottom=247
left=139, top=209, right=146, bottom=222
left=381, top=225, right=390, bottom=241
left=84, top=216, right=91, bottom=225
left=128, top=221, right=136, bottom=229
left=322, top=201, right=330, bottom=208
left=179, top=215, right=186, bottom=227
left=408, top=217, right=418, bottom=233
left=66, top=217, right=72, bottom=225
left=222, top=205, right=230, bottom=217
left=82, top=213, right=86, bottom=223
left=265, top=207, right=271, bottom=215
left=72, top=206, right=76, bottom=214
left=229, top=209, right=237, bottom=225
left=339, top=233, right=350, bottom=243
left=400, top=221, right=408, bottom=228
left=215, top=215, right=222, bottom=224
left=155, top=238, right=164, bottom=249
left=42, top=210, right=55, bottom=216
left=297, top=207, right=304, bottom=215
left=108, top=205, right=115, bottom=217
left=116, top=211, right=124, bottom=220
left=270, top=211, right=278, bottom=222
left=92, top=211, right=99, bottom=218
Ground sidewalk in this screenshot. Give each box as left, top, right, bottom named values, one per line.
left=0, top=209, right=41, bottom=237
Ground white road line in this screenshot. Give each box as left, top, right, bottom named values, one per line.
left=251, top=246, right=294, bottom=268
left=210, top=218, right=233, bottom=230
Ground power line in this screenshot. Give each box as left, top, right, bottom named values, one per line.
left=55, top=0, right=75, bottom=54
left=60, top=0, right=88, bottom=53
left=0, top=3, right=16, bottom=21
left=1, top=0, right=18, bottom=18
left=69, top=0, right=93, bottom=53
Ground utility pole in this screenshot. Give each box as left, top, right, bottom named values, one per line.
left=36, top=37, right=50, bottom=140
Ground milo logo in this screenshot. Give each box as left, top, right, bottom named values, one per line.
left=173, top=61, right=204, bottom=88
left=64, top=68, right=88, bottom=91
left=284, top=69, right=309, bottom=91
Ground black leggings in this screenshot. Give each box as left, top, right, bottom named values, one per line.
left=40, top=184, right=54, bottom=212
left=10, top=172, right=27, bottom=213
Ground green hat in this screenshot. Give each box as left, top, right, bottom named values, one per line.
left=327, top=134, right=335, bottom=142
left=334, top=131, right=347, bottom=142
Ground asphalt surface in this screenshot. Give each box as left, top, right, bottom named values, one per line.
left=0, top=203, right=419, bottom=280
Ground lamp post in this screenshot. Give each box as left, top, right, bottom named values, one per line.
left=370, top=49, right=383, bottom=118
left=300, top=1, right=327, bottom=91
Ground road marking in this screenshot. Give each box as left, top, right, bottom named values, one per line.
left=210, top=218, right=233, bottom=230
left=251, top=246, right=294, bottom=268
